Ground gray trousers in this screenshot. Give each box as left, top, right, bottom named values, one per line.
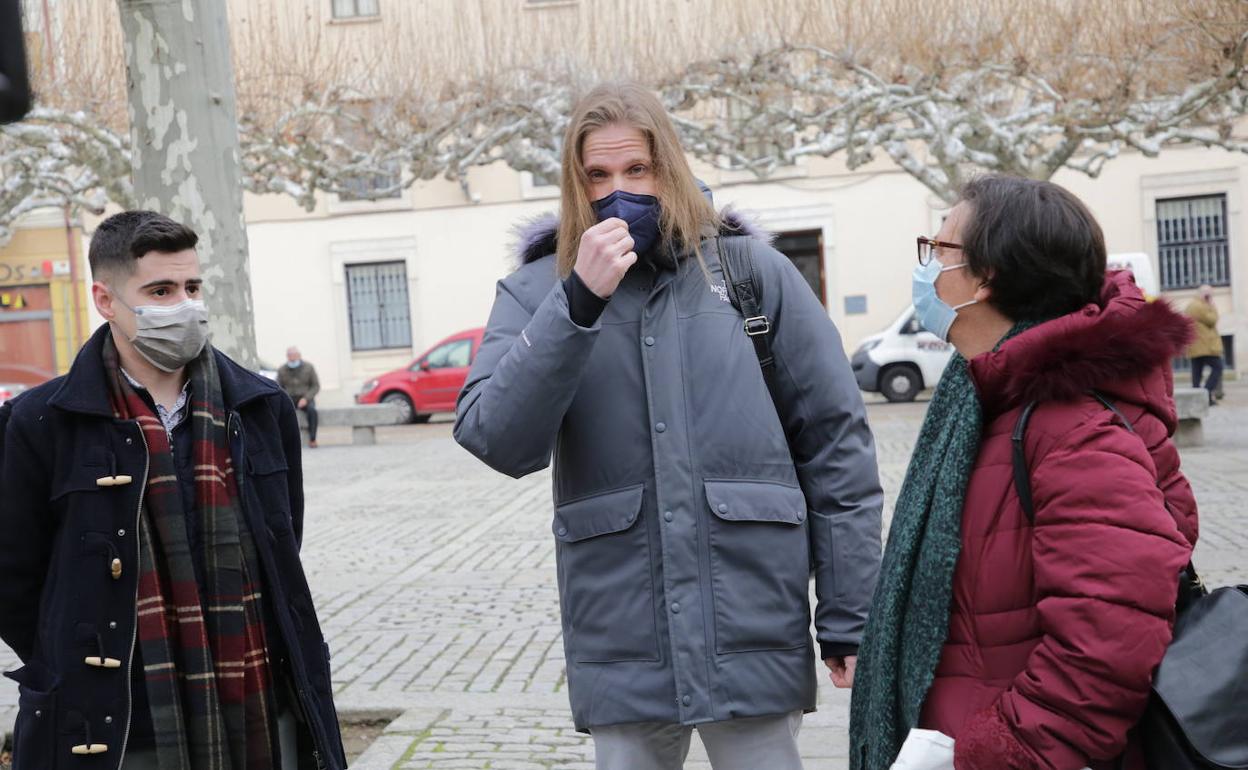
left=591, top=711, right=804, bottom=770
left=120, top=709, right=299, bottom=769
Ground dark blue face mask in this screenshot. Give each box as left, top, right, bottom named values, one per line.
left=591, top=189, right=662, bottom=257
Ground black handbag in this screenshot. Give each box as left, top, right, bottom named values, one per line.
left=1012, top=394, right=1248, bottom=769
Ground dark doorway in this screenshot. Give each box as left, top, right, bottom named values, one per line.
left=772, top=230, right=826, bottom=306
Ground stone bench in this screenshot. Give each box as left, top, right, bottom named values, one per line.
left=295, top=403, right=403, bottom=446
left=1173, top=387, right=1210, bottom=448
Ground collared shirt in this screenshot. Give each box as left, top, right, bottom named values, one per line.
left=121, top=368, right=191, bottom=439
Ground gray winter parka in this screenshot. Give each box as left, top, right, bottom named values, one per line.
left=454, top=213, right=883, bottom=731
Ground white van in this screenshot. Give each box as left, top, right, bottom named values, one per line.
left=852, top=253, right=1159, bottom=402
left=851, top=306, right=952, bottom=402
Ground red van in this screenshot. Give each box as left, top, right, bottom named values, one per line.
left=355, top=327, right=485, bottom=423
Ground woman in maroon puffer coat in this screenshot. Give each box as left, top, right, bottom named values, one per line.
left=850, top=175, right=1197, bottom=770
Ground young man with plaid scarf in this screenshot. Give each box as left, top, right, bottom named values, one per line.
left=0, top=212, right=346, bottom=770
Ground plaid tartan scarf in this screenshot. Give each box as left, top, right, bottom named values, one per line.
left=103, top=336, right=275, bottom=770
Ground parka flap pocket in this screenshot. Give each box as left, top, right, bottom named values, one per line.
left=704, top=479, right=807, bottom=524
left=246, top=443, right=288, bottom=475
left=51, top=458, right=111, bottom=501
left=553, top=484, right=645, bottom=543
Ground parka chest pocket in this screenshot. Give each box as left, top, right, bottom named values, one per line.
left=704, top=479, right=811, bottom=654
left=553, top=484, right=659, bottom=663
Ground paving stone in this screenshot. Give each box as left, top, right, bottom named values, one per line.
left=5, top=387, right=1246, bottom=770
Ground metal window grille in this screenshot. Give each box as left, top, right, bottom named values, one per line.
left=1157, top=195, right=1231, bottom=290
left=346, top=261, right=411, bottom=351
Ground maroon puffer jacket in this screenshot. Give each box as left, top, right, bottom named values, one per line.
left=918, top=272, right=1199, bottom=770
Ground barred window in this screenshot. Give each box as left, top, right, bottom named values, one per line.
left=345, top=261, right=411, bottom=351
left=1157, top=195, right=1231, bottom=290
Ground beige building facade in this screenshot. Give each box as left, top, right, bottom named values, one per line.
left=230, top=141, right=1246, bottom=406
left=22, top=0, right=1245, bottom=404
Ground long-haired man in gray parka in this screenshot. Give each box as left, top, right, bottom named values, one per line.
left=454, top=82, right=883, bottom=770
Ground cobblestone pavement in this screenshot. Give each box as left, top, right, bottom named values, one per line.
left=3, top=385, right=1245, bottom=770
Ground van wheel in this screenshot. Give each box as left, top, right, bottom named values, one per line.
left=880, top=365, right=922, bottom=403
left=381, top=392, right=415, bottom=423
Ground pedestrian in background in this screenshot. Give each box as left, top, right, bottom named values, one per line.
left=278, top=346, right=321, bottom=447
left=455, top=81, right=883, bottom=770
left=850, top=175, right=1197, bottom=770
left=1185, top=284, right=1224, bottom=406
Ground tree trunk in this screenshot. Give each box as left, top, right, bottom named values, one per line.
left=117, top=0, right=256, bottom=367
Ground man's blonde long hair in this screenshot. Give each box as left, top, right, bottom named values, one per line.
left=556, top=82, right=719, bottom=277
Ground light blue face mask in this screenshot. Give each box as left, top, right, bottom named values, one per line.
left=912, top=257, right=978, bottom=342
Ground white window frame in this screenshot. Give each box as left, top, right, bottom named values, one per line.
left=330, top=0, right=379, bottom=21
left=1141, top=167, right=1241, bottom=296
left=343, top=260, right=413, bottom=352
left=330, top=238, right=419, bottom=375
left=1155, top=194, right=1232, bottom=291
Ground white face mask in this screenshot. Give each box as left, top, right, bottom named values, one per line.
left=912, top=257, right=978, bottom=342
left=114, top=297, right=211, bottom=372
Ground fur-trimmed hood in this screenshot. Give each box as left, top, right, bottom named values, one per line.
left=970, top=270, right=1195, bottom=422
left=508, top=206, right=773, bottom=268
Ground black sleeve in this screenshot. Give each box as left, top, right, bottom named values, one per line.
left=0, top=400, right=54, bottom=661
left=562, top=270, right=609, bottom=328
left=820, top=641, right=860, bottom=660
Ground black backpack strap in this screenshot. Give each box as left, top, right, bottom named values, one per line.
left=1012, top=401, right=1040, bottom=522
left=1090, top=391, right=1136, bottom=434
left=1013, top=390, right=1137, bottom=523
left=717, top=237, right=777, bottom=387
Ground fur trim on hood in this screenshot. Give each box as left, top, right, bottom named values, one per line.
left=508, top=206, right=773, bottom=269
left=971, top=270, right=1195, bottom=418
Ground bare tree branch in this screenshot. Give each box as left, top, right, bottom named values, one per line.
left=3, top=0, right=1246, bottom=241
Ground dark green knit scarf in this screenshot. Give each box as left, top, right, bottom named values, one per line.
left=849, top=323, right=1033, bottom=770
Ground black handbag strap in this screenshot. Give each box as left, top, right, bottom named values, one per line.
left=717, top=237, right=778, bottom=396
left=1011, top=391, right=1203, bottom=594
left=1012, top=391, right=1134, bottom=522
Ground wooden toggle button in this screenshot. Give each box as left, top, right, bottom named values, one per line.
left=110, top=558, right=122, bottom=580
left=95, top=476, right=133, bottom=488
left=84, top=656, right=122, bottom=669
left=70, top=744, right=109, bottom=755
